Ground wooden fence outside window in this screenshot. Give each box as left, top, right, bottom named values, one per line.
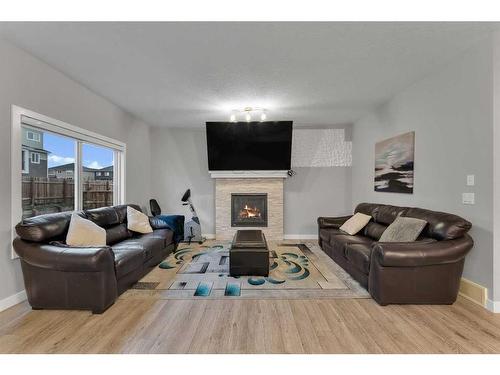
left=22, top=177, right=113, bottom=218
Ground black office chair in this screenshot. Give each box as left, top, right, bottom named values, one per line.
left=150, top=199, right=162, bottom=217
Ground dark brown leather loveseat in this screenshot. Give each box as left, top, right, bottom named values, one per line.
left=13, top=204, right=177, bottom=313
left=318, top=203, right=473, bottom=305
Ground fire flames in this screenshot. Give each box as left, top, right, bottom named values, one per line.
left=239, top=204, right=261, bottom=219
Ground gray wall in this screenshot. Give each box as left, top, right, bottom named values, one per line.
left=149, top=127, right=215, bottom=234
left=149, top=127, right=353, bottom=237
left=284, top=167, right=351, bottom=235
left=493, top=31, right=500, bottom=305
left=351, top=37, right=494, bottom=298
left=0, top=39, right=153, bottom=302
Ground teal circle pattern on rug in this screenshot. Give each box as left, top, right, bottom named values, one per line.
left=158, top=262, right=177, bottom=269
left=266, top=277, right=286, bottom=284
left=159, top=247, right=194, bottom=268
left=246, top=251, right=311, bottom=286
left=248, top=278, right=266, bottom=286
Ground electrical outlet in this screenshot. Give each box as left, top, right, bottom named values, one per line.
left=467, top=175, right=475, bottom=186
left=462, top=192, right=475, bottom=205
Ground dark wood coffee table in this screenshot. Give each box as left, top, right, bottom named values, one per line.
left=230, top=230, right=269, bottom=276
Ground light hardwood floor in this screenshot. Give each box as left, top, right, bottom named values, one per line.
left=1, top=296, right=500, bottom=353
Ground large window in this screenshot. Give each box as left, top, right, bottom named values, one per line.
left=14, top=108, right=125, bottom=222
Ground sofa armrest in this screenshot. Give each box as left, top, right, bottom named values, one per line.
left=13, top=238, right=115, bottom=273
left=371, top=235, right=474, bottom=267
left=317, top=215, right=352, bottom=229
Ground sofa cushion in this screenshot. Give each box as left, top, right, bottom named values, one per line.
left=332, top=234, right=374, bottom=246
left=112, top=233, right=166, bottom=261
left=330, top=234, right=374, bottom=257
left=85, top=206, right=120, bottom=228
left=114, top=204, right=142, bottom=224
left=363, top=222, right=387, bottom=240
left=319, top=228, right=345, bottom=245
left=355, top=203, right=380, bottom=216
left=147, top=229, right=174, bottom=246
left=139, top=235, right=166, bottom=261
left=15, top=211, right=85, bottom=242
left=113, top=248, right=144, bottom=278
left=372, top=205, right=408, bottom=225
left=404, top=207, right=472, bottom=240
left=345, top=243, right=372, bottom=274
left=106, top=223, right=132, bottom=245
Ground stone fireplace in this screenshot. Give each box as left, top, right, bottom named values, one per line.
left=215, top=178, right=284, bottom=240
left=231, top=193, right=268, bottom=227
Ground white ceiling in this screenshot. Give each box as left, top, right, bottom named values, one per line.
left=0, top=22, right=497, bottom=128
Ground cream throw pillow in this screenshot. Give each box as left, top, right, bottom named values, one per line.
left=127, top=206, right=153, bottom=234
left=339, top=213, right=372, bottom=235
left=66, top=213, right=106, bottom=247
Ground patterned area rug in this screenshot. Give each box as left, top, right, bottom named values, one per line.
left=120, top=241, right=370, bottom=300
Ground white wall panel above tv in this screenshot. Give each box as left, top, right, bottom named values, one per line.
left=291, top=128, right=352, bottom=167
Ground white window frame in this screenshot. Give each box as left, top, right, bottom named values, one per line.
left=30, top=152, right=40, bottom=164
left=11, top=105, right=126, bottom=259
left=26, top=130, right=40, bottom=142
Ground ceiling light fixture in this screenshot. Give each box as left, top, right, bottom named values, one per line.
left=229, top=107, right=268, bottom=122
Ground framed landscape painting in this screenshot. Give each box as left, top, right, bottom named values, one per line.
left=374, top=131, right=414, bottom=194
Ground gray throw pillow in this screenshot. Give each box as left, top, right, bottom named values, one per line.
left=379, top=216, right=427, bottom=242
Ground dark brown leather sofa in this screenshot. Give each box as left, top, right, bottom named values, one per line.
left=318, top=203, right=473, bottom=305
left=13, top=204, right=177, bottom=314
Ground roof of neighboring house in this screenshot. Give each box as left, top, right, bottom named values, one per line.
left=49, top=163, right=94, bottom=172
left=48, top=163, right=113, bottom=173
left=22, top=145, right=50, bottom=154
left=98, top=166, right=114, bottom=172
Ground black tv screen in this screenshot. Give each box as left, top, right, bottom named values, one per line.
left=206, top=121, right=293, bottom=170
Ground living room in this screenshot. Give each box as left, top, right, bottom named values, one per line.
left=1, top=0, right=500, bottom=370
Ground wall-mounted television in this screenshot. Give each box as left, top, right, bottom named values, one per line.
left=206, top=121, right=293, bottom=171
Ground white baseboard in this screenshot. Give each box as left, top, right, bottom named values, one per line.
left=0, top=290, right=27, bottom=312
left=203, top=234, right=318, bottom=240
left=486, top=299, right=500, bottom=313
left=283, top=234, right=318, bottom=240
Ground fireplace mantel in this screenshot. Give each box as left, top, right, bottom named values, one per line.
left=209, top=170, right=289, bottom=179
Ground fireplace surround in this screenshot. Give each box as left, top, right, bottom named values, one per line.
left=215, top=178, right=284, bottom=240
